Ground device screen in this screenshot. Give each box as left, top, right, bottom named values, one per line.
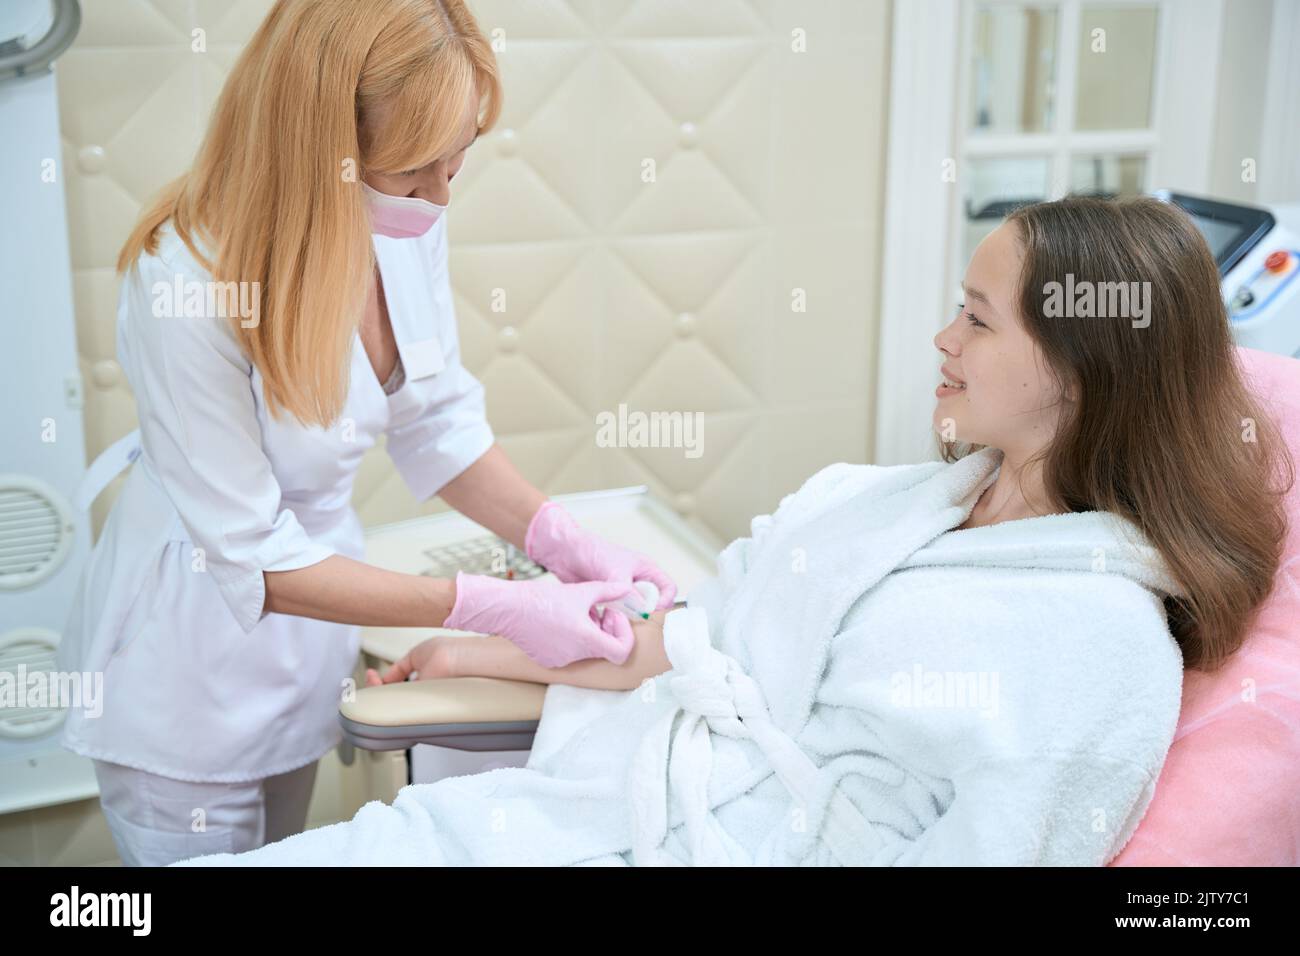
left=1190, top=215, right=1247, bottom=261
left=1158, top=191, right=1275, bottom=276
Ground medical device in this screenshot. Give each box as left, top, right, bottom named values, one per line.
left=1154, top=191, right=1300, bottom=358
left=0, top=0, right=93, bottom=819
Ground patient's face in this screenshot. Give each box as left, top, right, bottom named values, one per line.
left=931, top=222, right=1063, bottom=461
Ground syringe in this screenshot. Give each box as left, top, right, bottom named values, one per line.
left=600, top=580, right=660, bottom=621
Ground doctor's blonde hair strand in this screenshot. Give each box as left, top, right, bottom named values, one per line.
left=116, top=0, right=502, bottom=427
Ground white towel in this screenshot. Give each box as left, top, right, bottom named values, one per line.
left=175, top=446, right=1183, bottom=866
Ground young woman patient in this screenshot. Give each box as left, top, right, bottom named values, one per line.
left=374, top=194, right=1289, bottom=693
left=184, top=195, right=1292, bottom=867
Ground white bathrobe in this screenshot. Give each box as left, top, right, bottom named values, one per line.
left=175, top=446, right=1184, bottom=866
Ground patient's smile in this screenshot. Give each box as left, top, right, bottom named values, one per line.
left=937, top=363, right=967, bottom=398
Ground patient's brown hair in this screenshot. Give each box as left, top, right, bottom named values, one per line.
left=946, top=195, right=1293, bottom=672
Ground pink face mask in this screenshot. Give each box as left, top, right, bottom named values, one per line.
left=361, top=181, right=446, bottom=239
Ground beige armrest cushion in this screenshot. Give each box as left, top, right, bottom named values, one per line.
left=341, top=677, right=548, bottom=727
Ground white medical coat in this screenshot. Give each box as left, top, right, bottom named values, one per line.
left=57, top=216, right=495, bottom=782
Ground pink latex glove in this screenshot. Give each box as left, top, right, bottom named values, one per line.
left=524, top=501, right=677, bottom=611
left=443, top=571, right=639, bottom=667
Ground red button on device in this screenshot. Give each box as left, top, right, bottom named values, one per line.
left=1265, top=250, right=1289, bottom=272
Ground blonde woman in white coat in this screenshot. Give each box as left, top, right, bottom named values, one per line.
left=56, top=0, right=676, bottom=866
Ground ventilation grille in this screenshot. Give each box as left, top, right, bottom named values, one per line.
left=0, top=476, right=74, bottom=590
left=0, top=628, right=68, bottom=740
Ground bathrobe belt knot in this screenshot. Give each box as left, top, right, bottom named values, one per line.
left=627, top=607, right=882, bottom=866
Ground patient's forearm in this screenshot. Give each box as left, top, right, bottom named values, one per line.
left=454, top=612, right=672, bottom=690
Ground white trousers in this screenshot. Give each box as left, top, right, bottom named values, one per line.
left=93, top=758, right=319, bottom=866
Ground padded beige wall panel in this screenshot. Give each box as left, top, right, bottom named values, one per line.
left=60, top=0, right=889, bottom=548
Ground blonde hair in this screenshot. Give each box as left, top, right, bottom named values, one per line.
left=117, top=0, right=503, bottom=426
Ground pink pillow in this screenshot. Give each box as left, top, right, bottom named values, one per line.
left=1110, top=346, right=1300, bottom=866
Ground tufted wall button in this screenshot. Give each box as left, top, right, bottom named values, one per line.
left=675, top=312, right=696, bottom=338
left=674, top=492, right=695, bottom=516
left=498, top=128, right=518, bottom=157
left=678, top=122, right=698, bottom=148
left=498, top=325, right=519, bottom=352
left=78, top=145, right=106, bottom=174
left=91, top=359, right=121, bottom=388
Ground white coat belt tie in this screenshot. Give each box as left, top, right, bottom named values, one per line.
left=74, top=427, right=142, bottom=512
